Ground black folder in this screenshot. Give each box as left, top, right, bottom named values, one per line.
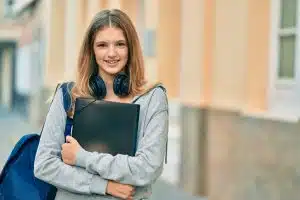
left=71, top=98, right=140, bottom=156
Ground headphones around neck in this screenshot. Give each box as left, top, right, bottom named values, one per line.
left=89, top=72, right=130, bottom=99
left=88, top=54, right=130, bottom=99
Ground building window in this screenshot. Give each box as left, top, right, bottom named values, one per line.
left=269, top=0, right=300, bottom=118
left=277, top=0, right=297, bottom=80
left=4, top=0, right=14, bottom=17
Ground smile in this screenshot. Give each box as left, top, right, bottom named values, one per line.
left=105, top=60, right=119, bottom=64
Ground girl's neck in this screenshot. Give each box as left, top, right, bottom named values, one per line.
left=99, top=72, right=115, bottom=99
left=99, top=71, right=133, bottom=103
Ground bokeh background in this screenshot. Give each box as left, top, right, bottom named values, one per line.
left=0, top=0, right=299, bottom=200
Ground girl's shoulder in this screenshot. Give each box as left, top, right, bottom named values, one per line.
left=139, top=82, right=167, bottom=97
left=142, top=82, right=166, bottom=94
left=133, top=82, right=168, bottom=105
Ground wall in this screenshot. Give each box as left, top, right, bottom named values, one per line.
left=208, top=109, right=300, bottom=200
left=157, top=0, right=181, bottom=99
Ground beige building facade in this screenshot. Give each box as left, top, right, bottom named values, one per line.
left=0, top=0, right=299, bottom=200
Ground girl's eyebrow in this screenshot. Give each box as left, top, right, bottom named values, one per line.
left=95, top=40, right=126, bottom=44
left=95, top=40, right=106, bottom=44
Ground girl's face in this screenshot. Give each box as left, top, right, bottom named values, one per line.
left=93, top=26, right=129, bottom=78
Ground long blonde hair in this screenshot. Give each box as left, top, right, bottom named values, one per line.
left=68, top=9, right=147, bottom=116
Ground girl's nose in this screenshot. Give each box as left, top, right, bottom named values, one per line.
left=107, top=44, right=117, bottom=57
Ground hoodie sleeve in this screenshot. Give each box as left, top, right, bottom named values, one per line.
left=34, top=88, right=108, bottom=195
left=75, top=87, right=169, bottom=186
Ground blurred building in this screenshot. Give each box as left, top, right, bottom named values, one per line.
left=0, top=0, right=299, bottom=200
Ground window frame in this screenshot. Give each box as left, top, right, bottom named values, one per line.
left=268, top=0, right=300, bottom=117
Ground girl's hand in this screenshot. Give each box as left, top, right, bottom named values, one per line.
left=61, top=136, right=81, bottom=165
left=106, top=180, right=135, bottom=200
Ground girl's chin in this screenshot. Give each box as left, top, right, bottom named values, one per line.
left=100, top=67, right=124, bottom=76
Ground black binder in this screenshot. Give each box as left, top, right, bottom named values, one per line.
left=71, top=97, right=140, bottom=156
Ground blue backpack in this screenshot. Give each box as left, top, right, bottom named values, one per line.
left=0, top=82, right=74, bottom=200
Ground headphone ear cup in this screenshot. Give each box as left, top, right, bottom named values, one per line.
left=113, top=72, right=130, bottom=97
left=89, top=76, right=106, bottom=99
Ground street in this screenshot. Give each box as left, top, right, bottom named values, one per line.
left=0, top=107, right=205, bottom=200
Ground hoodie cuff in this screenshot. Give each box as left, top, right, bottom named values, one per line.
left=75, top=147, right=91, bottom=168
left=90, top=175, right=108, bottom=195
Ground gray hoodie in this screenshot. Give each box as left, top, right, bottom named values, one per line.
left=34, top=85, right=169, bottom=200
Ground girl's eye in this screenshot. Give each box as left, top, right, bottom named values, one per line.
left=117, top=42, right=126, bottom=47
left=97, top=43, right=107, bottom=47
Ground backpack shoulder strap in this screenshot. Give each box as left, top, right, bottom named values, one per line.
left=60, top=82, right=75, bottom=112
left=59, top=82, right=75, bottom=138
left=40, top=82, right=75, bottom=137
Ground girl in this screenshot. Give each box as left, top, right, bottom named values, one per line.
left=34, top=9, right=168, bottom=200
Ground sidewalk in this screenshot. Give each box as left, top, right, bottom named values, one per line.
left=0, top=107, right=39, bottom=168
left=0, top=107, right=205, bottom=200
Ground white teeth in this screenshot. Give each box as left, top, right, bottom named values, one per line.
left=106, top=60, right=118, bottom=64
